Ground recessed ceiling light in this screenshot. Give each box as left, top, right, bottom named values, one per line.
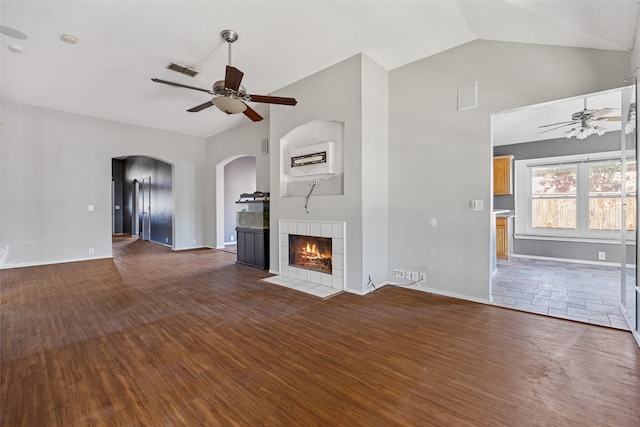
left=60, top=34, right=78, bottom=44
left=8, top=44, right=25, bottom=54
left=0, top=25, right=28, bottom=40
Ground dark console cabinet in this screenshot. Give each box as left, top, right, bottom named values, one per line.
left=236, top=227, right=269, bottom=269
left=235, top=193, right=269, bottom=270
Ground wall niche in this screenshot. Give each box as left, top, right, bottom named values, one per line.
left=280, top=120, right=345, bottom=198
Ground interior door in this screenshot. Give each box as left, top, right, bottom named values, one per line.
left=132, top=180, right=140, bottom=237
left=620, top=83, right=638, bottom=344
left=141, top=177, right=151, bottom=241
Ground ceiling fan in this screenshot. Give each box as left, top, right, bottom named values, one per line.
left=538, top=98, right=621, bottom=140
left=152, top=30, right=297, bottom=122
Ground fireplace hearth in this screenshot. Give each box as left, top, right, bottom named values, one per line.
left=289, top=234, right=332, bottom=274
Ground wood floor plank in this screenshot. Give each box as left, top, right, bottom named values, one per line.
left=1, top=236, right=639, bottom=426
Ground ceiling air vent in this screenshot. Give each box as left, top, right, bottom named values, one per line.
left=166, top=62, right=198, bottom=77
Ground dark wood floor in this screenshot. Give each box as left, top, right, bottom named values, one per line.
left=1, top=237, right=639, bottom=426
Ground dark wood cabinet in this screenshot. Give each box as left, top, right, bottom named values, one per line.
left=236, top=227, right=269, bottom=269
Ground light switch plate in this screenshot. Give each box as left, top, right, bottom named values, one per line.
left=470, top=200, right=483, bottom=211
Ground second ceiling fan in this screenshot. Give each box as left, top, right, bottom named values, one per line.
left=152, top=30, right=297, bottom=122
left=538, top=98, right=621, bottom=139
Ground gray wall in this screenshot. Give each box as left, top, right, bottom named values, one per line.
left=1, top=101, right=206, bottom=268
left=269, top=54, right=389, bottom=294
left=224, top=156, right=256, bottom=243
left=206, top=120, right=269, bottom=249
left=388, top=40, right=630, bottom=302
left=493, top=131, right=625, bottom=210
left=493, top=131, right=635, bottom=264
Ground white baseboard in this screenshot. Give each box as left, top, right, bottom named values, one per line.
left=368, top=280, right=490, bottom=304
left=173, top=245, right=206, bottom=251
left=511, top=254, right=636, bottom=268
left=1, top=255, right=113, bottom=270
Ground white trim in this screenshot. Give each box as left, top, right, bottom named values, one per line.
left=174, top=245, right=206, bottom=251
left=514, top=234, right=636, bottom=245
left=379, top=281, right=491, bottom=304
left=0, top=255, right=113, bottom=270
left=515, top=150, right=637, bottom=241
left=511, top=253, right=636, bottom=268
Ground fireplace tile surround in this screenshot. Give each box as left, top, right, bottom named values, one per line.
left=276, top=220, right=346, bottom=290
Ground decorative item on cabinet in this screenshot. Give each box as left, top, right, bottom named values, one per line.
left=493, top=155, right=514, bottom=195
left=235, top=192, right=269, bottom=269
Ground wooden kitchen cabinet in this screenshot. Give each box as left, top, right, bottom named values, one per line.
left=493, top=155, right=514, bottom=195
left=496, top=217, right=509, bottom=260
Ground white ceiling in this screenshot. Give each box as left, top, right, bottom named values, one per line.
left=492, top=86, right=632, bottom=146
left=1, top=1, right=639, bottom=138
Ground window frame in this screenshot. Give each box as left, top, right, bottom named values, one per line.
left=515, top=151, right=636, bottom=242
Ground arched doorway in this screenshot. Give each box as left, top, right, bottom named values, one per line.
left=215, top=155, right=256, bottom=249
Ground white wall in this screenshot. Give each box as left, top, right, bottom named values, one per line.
left=632, top=25, right=640, bottom=72
left=269, top=54, right=389, bottom=294
left=205, top=120, right=269, bottom=248
left=361, top=55, right=389, bottom=289
left=0, top=101, right=206, bottom=268
left=269, top=55, right=363, bottom=292
left=388, top=40, right=630, bottom=302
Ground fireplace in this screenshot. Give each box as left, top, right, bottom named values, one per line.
left=278, top=220, right=345, bottom=291
left=288, top=234, right=332, bottom=274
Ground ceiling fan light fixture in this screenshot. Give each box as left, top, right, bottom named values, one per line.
left=213, top=96, right=247, bottom=115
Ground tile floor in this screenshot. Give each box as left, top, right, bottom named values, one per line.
left=262, top=275, right=343, bottom=299
left=492, top=257, right=636, bottom=330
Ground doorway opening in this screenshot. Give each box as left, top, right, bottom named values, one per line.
left=215, top=155, right=257, bottom=252
left=490, top=86, right=638, bottom=336
left=112, top=156, right=174, bottom=247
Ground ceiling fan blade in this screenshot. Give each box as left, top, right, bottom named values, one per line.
left=225, top=66, right=244, bottom=92
left=242, top=103, right=263, bottom=122
left=187, top=100, right=214, bottom=112
left=595, top=116, right=622, bottom=122
left=247, top=94, right=298, bottom=106
left=151, top=78, right=212, bottom=94
left=592, top=107, right=618, bottom=119
left=538, top=120, right=577, bottom=129
left=539, top=122, right=578, bottom=134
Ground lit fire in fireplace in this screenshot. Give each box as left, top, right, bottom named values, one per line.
left=289, top=234, right=332, bottom=274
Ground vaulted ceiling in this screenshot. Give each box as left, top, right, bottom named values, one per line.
left=1, top=1, right=638, bottom=138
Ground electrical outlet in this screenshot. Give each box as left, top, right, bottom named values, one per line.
left=230, top=235, right=235, bottom=242
left=598, top=251, right=606, bottom=260
left=406, top=270, right=413, bottom=279
left=166, top=237, right=169, bottom=243
left=393, top=269, right=405, bottom=278
left=411, top=271, right=419, bottom=281
left=419, top=273, right=426, bottom=284
left=88, top=248, right=94, bottom=255
left=192, top=238, right=197, bottom=245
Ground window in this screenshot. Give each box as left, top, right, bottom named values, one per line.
left=531, top=164, right=577, bottom=230
left=515, top=152, right=636, bottom=241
